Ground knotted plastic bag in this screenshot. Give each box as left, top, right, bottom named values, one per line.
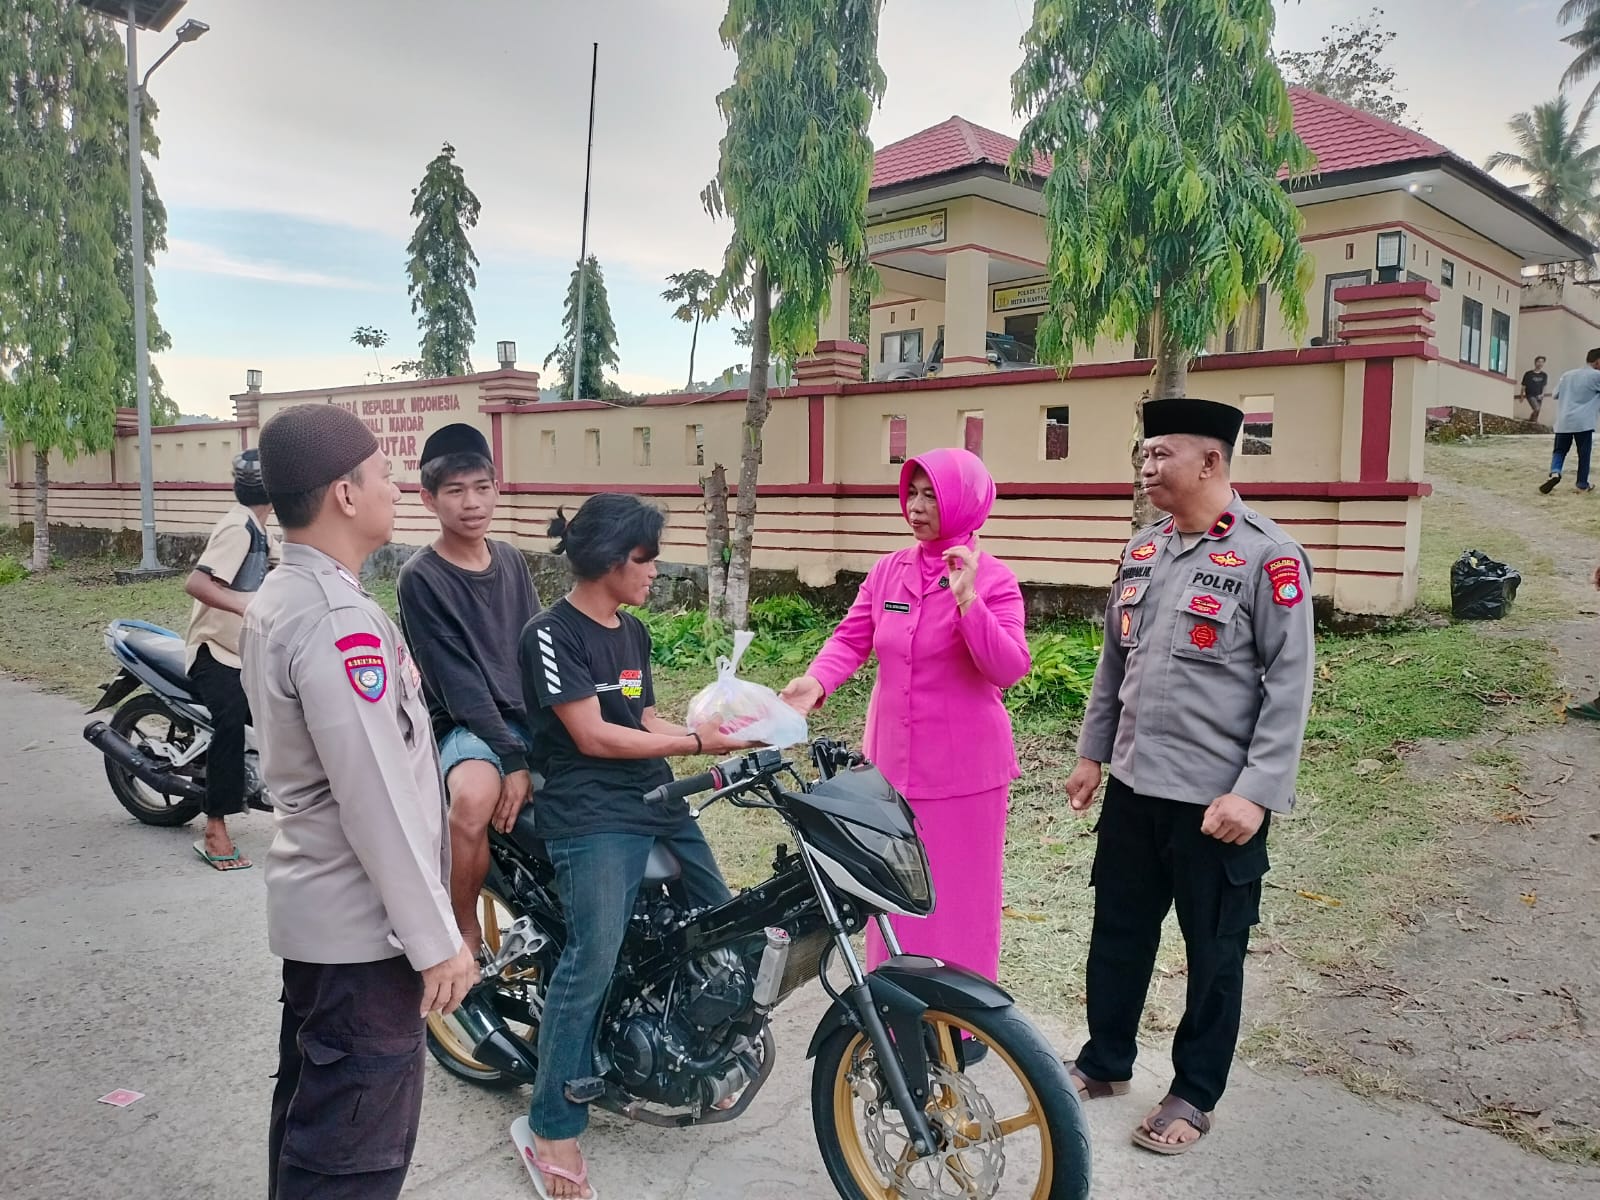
left=686, top=630, right=809, bottom=748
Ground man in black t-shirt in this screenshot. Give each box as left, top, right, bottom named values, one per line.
left=1521, top=356, right=1550, bottom=421
left=398, top=424, right=540, bottom=950
left=510, top=494, right=750, bottom=1200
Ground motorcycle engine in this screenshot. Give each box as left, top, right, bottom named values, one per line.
left=603, top=945, right=757, bottom=1108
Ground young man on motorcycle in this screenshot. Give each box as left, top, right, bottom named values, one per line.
left=182, top=448, right=279, bottom=870
left=398, top=423, right=541, bottom=950
left=512, top=494, right=751, bottom=1200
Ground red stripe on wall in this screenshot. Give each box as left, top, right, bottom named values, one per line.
left=808, top=395, right=824, bottom=484
left=1360, top=359, right=1395, bottom=483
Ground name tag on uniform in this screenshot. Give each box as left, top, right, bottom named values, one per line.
left=883, top=601, right=911, bottom=613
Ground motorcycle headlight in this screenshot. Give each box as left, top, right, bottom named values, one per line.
left=846, top=823, right=933, bottom=909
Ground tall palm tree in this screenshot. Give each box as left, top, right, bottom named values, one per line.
left=661, top=269, right=715, bottom=390
left=1560, top=0, right=1600, bottom=100
left=1484, top=94, right=1600, bottom=241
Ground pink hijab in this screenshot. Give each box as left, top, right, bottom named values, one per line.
left=899, top=448, right=996, bottom=575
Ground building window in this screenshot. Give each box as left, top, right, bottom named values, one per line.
left=685, top=423, right=704, bottom=466
left=584, top=428, right=601, bottom=467
left=1440, top=260, right=1455, bottom=288
left=1460, top=298, right=1483, bottom=366
left=540, top=429, right=556, bottom=466
left=881, top=329, right=923, bottom=365
left=1211, top=285, right=1267, bottom=354
left=1489, top=310, right=1511, bottom=375
left=959, top=410, right=985, bottom=459
left=885, top=414, right=907, bottom=465
left=1323, top=271, right=1370, bottom=343
left=1043, top=406, right=1070, bottom=461
left=1344, top=242, right=1355, bottom=261
left=1241, top=395, right=1273, bottom=455
left=632, top=426, right=652, bottom=467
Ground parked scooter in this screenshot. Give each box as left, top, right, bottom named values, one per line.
left=430, top=737, right=1091, bottom=1200
left=82, top=620, right=268, bottom=825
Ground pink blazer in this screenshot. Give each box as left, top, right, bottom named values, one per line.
left=808, top=547, right=1031, bottom=800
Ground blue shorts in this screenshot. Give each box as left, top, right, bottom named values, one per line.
left=438, top=723, right=532, bottom=783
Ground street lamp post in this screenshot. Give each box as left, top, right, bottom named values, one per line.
left=82, top=1, right=208, bottom=576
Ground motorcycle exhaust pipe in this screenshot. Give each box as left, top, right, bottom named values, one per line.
left=83, top=720, right=206, bottom=804
left=452, top=990, right=540, bottom=1083
left=751, top=927, right=792, bottom=1013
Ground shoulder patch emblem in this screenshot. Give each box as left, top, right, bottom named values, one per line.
left=1130, top=541, right=1157, bottom=561
left=1209, top=550, right=1246, bottom=568
left=336, top=631, right=387, bottom=702
left=1266, top=556, right=1305, bottom=608
left=1189, top=623, right=1218, bottom=650
left=1188, top=593, right=1223, bottom=617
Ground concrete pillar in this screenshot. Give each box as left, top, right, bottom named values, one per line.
left=940, top=248, right=991, bottom=377
left=817, top=265, right=852, bottom=344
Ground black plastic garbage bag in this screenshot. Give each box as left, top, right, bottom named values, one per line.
left=1450, top=549, right=1520, bottom=620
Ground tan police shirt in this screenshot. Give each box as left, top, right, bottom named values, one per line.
left=1076, top=493, right=1316, bottom=814
left=240, top=541, right=460, bottom=971
left=184, top=505, right=280, bottom=669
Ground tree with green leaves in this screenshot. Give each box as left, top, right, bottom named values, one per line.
left=1561, top=1, right=1600, bottom=103
left=351, top=325, right=389, bottom=383
left=406, top=142, right=481, bottom=378
left=1277, top=6, right=1410, bottom=127
left=1013, top=0, right=1314, bottom=527
left=701, top=0, right=886, bottom=627
left=0, top=1, right=174, bottom=570
left=545, top=256, right=620, bottom=401
left=662, top=268, right=716, bottom=390
left=1485, top=94, right=1600, bottom=243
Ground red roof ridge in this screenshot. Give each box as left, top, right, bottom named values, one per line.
left=1285, top=86, right=1449, bottom=161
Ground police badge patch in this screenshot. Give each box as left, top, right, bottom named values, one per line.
left=1265, top=556, right=1304, bottom=608
left=336, top=631, right=387, bottom=702
left=1130, top=541, right=1157, bottom=561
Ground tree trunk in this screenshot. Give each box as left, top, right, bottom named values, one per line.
left=702, top=463, right=730, bottom=623
left=1130, top=316, right=1190, bottom=530
left=31, top=450, right=50, bottom=572
left=686, top=313, right=701, bottom=392
left=725, top=264, right=772, bottom=630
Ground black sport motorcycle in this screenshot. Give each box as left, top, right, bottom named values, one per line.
left=81, top=619, right=269, bottom=825
left=427, top=738, right=1091, bottom=1200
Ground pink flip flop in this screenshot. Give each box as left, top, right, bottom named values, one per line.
left=510, top=1116, right=598, bottom=1200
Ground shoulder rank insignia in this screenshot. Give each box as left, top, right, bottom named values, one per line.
left=1207, top=512, right=1237, bottom=539
left=1266, top=556, right=1304, bottom=608
left=1130, top=541, right=1157, bottom=561
left=1188, top=593, right=1223, bottom=617
left=1209, top=550, right=1246, bottom=568
left=337, top=631, right=387, bottom=702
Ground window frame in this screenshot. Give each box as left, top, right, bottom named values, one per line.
left=1460, top=297, right=1484, bottom=366
left=1488, top=309, right=1511, bottom=375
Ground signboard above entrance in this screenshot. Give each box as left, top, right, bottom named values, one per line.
left=866, top=209, right=947, bottom=254
left=992, top=282, right=1049, bottom=313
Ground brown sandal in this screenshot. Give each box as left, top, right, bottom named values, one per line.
left=1065, top=1061, right=1131, bottom=1100
left=1131, top=1093, right=1213, bottom=1155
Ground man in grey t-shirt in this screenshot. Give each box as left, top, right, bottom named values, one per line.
left=1539, top=347, right=1600, bottom=494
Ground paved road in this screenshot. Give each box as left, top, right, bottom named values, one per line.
left=3, top=674, right=1598, bottom=1199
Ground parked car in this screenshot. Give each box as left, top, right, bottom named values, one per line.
left=876, top=332, right=1036, bottom=381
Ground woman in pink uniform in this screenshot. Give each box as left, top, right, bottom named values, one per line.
left=780, top=447, right=1030, bottom=979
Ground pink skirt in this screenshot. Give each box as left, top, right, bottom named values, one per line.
left=865, top=786, right=1008, bottom=981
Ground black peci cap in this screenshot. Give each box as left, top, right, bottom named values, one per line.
left=1142, top=398, right=1244, bottom=446
left=419, top=422, right=491, bottom=466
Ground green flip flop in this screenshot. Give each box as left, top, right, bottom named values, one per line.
left=193, top=840, right=252, bottom=871
left=1564, top=699, right=1600, bottom=722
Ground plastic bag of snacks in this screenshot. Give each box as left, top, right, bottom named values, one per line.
left=686, top=630, right=809, bottom=748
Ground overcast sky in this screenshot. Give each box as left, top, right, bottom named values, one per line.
left=139, top=0, right=1567, bottom=417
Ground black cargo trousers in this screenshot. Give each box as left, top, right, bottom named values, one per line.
left=269, top=956, right=426, bottom=1200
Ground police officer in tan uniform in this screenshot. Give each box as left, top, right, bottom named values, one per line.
left=1064, top=398, right=1315, bottom=1156
left=242, top=403, right=478, bottom=1200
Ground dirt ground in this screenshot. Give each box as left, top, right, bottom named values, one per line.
left=1293, top=437, right=1600, bottom=1155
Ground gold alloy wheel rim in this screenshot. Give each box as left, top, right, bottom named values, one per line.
left=426, top=890, right=534, bottom=1072
left=831, top=1009, right=1055, bottom=1200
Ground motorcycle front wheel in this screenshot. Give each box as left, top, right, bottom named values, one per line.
left=425, top=887, right=540, bottom=1089
left=105, top=693, right=205, bottom=827
left=811, top=1004, right=1091, bottom=1200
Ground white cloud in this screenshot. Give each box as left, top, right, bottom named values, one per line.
left=162, top=238, right=382, bottom=291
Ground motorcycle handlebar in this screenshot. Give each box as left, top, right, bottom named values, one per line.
left=643, top=767, right=725, bottom=808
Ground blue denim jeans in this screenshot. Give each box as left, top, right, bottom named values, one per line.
left=1551, top=430, right=1593, bottom=490
left=528, top=824, right=731, bottom=1140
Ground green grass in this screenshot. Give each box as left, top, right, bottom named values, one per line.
left=1427, top=435, right=1600, bottom=543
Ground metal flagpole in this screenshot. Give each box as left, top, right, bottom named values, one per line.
left=125, top=2, right=159, bottom=570
left=571, top=42, right=598, bottom=399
